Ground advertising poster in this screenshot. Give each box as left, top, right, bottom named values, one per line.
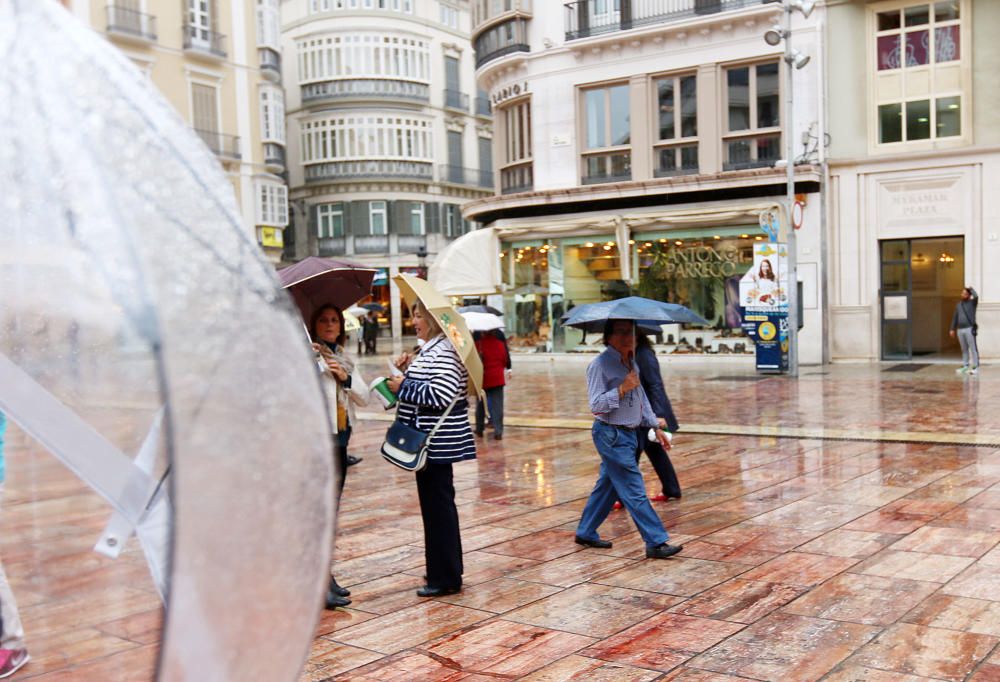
left=738, top=242, right=789, bottom=312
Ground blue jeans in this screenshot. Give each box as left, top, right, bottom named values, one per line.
left=576, top=421, right=669, bottom=549
left=474, top=386, right=504, bottom=436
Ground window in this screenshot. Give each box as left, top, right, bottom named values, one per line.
left=723, top=61, right=781, bottom=170
left=874, top=2, right=963, bottom=145
left=310, top=0, right=412, bottom=13
left=260, top=85, right=285, bottom=143
left=369, top=200, right=387, bottom=235
left=410, top=202, right=425, bottom=234
left=439, top=2, right=460, bottom=29
left=301, top=115, right=433, bottom=162
left=653, top=73, right=697, bottom=177
left=317, top=203, right=344, bottom=238
left=256, top=182, right=288, bottom=226
left=190, top=82, right=219, bottom=134
left=188, top=0, right=213, bottom=43
left=297, top=34, right=430, bottom=84
left=473, top=18, right=529, bottom=67
left=498, top=98, right=532, bottom=193
left=581, top=83, right=630, bottom=184
left=256, top=0, right=279, bottom=49
left=445, top=205, right=459, bottom=237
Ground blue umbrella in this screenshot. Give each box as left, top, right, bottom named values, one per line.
left=561, top=296, right=709, bottom=332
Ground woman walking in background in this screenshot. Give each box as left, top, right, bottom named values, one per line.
left=387, top=301, right=476, bottom=596
left=474, top=329, right=510, bottom=441
left=311, top=305, right=369, bottom=609
left=635, top=332, right=682, bottom=500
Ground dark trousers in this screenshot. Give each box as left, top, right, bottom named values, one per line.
left=641, top=439, right=682, bottom=498
left=415, top=461, right=463, bottom=589
left=364, top=337, right=377, bottom=355
left=474, top=386, right=505, bottom=436
left=335, top=427, right=351, bottom=499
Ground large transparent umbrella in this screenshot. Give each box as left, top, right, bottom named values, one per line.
left=0, top=2, right=334, bottom=680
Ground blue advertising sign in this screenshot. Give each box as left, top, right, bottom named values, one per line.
left=749, top=311, right=789, bottom=373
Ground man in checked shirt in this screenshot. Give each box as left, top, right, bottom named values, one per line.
left=574, top=320, right=683, bottom=559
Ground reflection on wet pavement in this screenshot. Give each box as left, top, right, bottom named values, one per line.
left=3, top=360, right=999, bottom=680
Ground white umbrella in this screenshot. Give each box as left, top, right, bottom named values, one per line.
left=462, top=311, right=505, bottom=332
left=0, top=3, right=334, bottom=680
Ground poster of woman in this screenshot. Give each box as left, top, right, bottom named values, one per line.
left=739, top=243, right=788, bottom=312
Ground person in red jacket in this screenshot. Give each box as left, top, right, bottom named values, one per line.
left=474, top=330, right=510, bottom=440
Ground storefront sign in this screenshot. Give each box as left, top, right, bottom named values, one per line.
left=259, top=227, right=283, bottom=248
left=491, top=81, right=529, bottom=106
left=661, top=244, right=742, bottom=279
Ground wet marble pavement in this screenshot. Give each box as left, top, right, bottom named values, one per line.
left=2, top=360, right=1000, bottom=680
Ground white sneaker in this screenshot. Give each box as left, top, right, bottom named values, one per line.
left=969, top=367, right=978, bottom=375
left=956, top=366, right=968, bottom=374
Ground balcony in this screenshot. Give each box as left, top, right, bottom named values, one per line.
left=318, top=237, right=346, bottom=257
left=105, top=5, right=157, bottom=42
left=398, top=235, right=427, bottom=254
left=500, top=162, right=533, bottom=194
left=439, top=165, right=493, bottom=189
left=475, top=94, right=492, bottom=117
left=443, top=88, right=470, bottom=112
left=564, top=0, right=771, bottom=41
left=654, top=144, right=699, bottom=178
left=474, top=18, right=530, bottom=69
left=305, top=160, right=434, bottom=183
left=473, top=0, right=533, bottom=32
left=301, top=79, right=430, bottom=106
left=354, top=235, right=390, bottom=254
left=264, top=142, right=286, bottom=171
left=183, top=25, right=227, bottom=59
left=723, top=133, right=781, bottom=171
left=195, top=129, right=241, bottom=160
left=259, top=47, right=281, bottom=82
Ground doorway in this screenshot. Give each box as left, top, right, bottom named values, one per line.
left=879, top=236, right=964, bottom=360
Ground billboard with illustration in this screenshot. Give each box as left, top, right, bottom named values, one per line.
left=739, top=242, right=788, bottom=312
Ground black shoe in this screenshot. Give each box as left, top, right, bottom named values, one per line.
left=325, top=592, right=352, bottom=609
left=494, top=433, right=503, bottom=440
left=575, top=536, right=612, bottom=549
left=646, top=543, right=683, bottom=559
left=474, top=431, right=484, bottom=438
left=346, top=455, right=362, bottom=466
left=329, top=576, right=350, bottom=597
left=416, top=585, right=461, bottom=597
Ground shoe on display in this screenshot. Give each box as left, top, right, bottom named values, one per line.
left=645, top=543, right=684, bottom=559
left=0, top=649, right=30, bottom=679
left=575, top=536, right=612, bottom=549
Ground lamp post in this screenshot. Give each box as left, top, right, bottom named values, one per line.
left=764, top=0, right=813, bottom=377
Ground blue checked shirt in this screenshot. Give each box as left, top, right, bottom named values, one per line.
left=587, top=346, right=658, bottom=429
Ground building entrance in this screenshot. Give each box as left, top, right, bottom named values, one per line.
left=879, top=236, right=964, bottom=360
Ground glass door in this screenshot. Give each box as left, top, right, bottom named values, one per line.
left=880, top=239, right=912, bottom=360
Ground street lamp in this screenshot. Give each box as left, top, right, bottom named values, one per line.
left=763, top=0, right=812, bottom=377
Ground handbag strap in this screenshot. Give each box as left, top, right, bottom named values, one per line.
left=424, top=394, right=461, bottom=443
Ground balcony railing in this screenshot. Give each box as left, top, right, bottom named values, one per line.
left=259, top=47, right=281, bottom=80
left=301, top=79, right=430, bottom=105
left=723, top=133, right=781, bottom=171
left=654, top=144, right=699, bottom=178
left=475, top=94, right=492, bottom=117
left=564, top=0, right=770, bottom=41
left=195, top=129, right=241, bottom=160
left=474, top=18, right=530, bottom=68
left=183, top=24, right=227, bottom=58
left=318, top=237, right=346, bottom=257
left=398, top=235, right=427, bottom=254
left=305, top=160, right=434, bottom=183
left=500, top=162, right=533, bottom=194
left=264, top=142, right=286, bottom=169
left=444, top=88, right=470, bottom=111
left=105, top=5, right=157, bottom=41
left=354, top=235, right=390, bottom=254
left=439, top=165, right=493, bottom=188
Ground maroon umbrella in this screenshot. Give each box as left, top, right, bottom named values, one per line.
left=278, top=257, right=377, bottom=325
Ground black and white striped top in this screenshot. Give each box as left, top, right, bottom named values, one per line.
left=396, top=334, right=477, bottom=462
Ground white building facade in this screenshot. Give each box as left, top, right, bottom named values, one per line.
left=281, top=0, right=492, bottom=339
left=826, top=0, right=999, bottom=362
left=466, top=0, right=827, bottom=363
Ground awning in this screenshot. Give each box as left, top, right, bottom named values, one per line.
left=428, top=226, right=501, bottom=296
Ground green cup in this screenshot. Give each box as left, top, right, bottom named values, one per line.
left=370, top=377, right=398, bottom=409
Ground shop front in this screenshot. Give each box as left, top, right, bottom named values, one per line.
left=500, top=226, right=772, bottom=354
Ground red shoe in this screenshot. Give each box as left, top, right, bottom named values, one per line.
left=0, top=648, right=30, bottom=679
left=612, top=501, right=623, bottom=510
left=650, top=494, right=668, bottom=502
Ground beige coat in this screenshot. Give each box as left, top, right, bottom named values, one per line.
left=318, top=358, right=370, bottom=434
